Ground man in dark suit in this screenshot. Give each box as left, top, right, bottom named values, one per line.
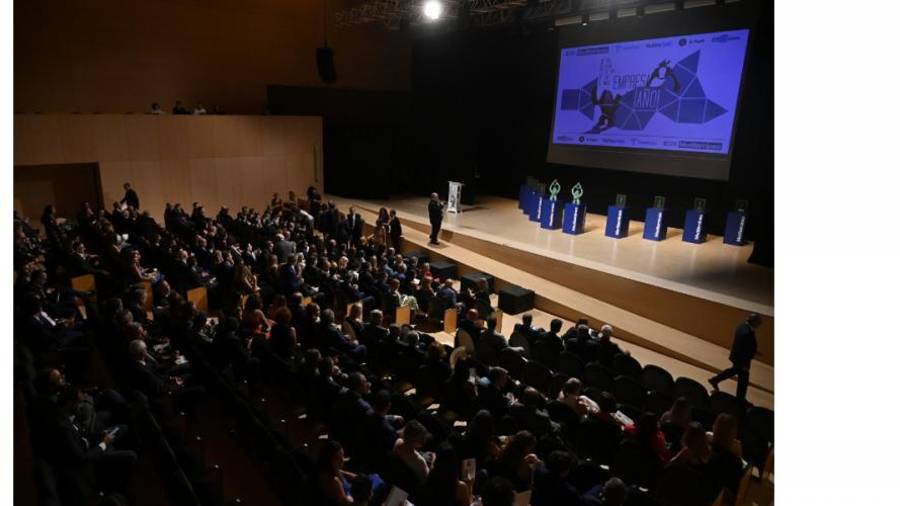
left=388, top=209, right=402, bottom=249
left=709, top=313, right=762, bottom=401
left=121, top=182, right=140, bottom=210
left=427, top=193, right=444, bottom=245
left=348, top=207, right=365, bottom=246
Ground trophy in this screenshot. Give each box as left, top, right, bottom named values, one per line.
left=735, top=199, right=749, bottom=212
left=654, top=196, right=666, bottom=209
left=615, top=193, right=628, bottom=207
left=571, top=183, right=584, bottom=205
left=549, top=180, right=561, bottom=201
left=694, top=197, right=707, bottom=212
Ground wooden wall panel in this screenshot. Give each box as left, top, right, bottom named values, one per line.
left=15, top=114, right=322, bottom=220
left=59, top=116, right=99, bottom=163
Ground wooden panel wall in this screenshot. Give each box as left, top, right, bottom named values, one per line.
left=14, top=0, right=411, bottom=114
left=14, top=114, right=323, bottom=220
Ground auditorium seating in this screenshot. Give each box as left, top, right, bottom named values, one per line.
left=14, top=197, right=774, bottom=506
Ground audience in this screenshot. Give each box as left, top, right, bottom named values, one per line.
left=13, top=191, right=768, bottom=506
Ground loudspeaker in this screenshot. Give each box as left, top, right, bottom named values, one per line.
left=316, top=47, right=337, bottom=83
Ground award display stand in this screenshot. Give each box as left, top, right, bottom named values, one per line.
left=723, top=211, right=747, bottom=245
left=539, top=197, right=562, bottom=229
left=539, top=179, right=563, bottom=229
left=518, top=183, right=529, bottom=209
left=528, top=192, right=543, bottom=222
left=562, top=202, right=586, bottom=235
left=643, top=207, right=668, bottom=241
left=682, top=210, right=708, bottom=244
left=604, top=205, right=631, bottom=239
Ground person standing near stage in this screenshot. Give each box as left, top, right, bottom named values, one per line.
left=428, top=193, right=444, bottom=245
left=709, top=313, right=762, bottom=401
left=121, top=182, right=140, bottom=210
left=389, top=209, right=402, bottom=249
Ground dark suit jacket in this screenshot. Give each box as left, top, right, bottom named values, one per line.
left=389, top=217, right=402, bottom=242
left=730, top=323, right=758, bottom=367
left=428, top=200, right=443, bottom=223
left=126, top=360, right=168, bottom=398
left=349, top=213, right=365, bottom=243
left=122, top=189, right=140, bottom=209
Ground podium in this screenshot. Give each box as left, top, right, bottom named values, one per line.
left=447, top=181, right=464, bottom=214
left=723, top=211, right=748, bottom=245
left=643, top=207, right=668, bottom=241
left=604, top=205, right=631, bottom=239
left=562, top=202, right=586, bottom=235
left=682, top=210, right=708, bottom=244
left=539, top=197, right=562, bottom=230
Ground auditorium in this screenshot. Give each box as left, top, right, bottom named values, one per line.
left=7, top=1, right=891, bottom=505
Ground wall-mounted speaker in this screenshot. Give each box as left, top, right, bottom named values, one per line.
left=316, top=47, right=337, bottom=83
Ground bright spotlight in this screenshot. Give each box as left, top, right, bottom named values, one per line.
left=423, top=0, right=443, bottom=21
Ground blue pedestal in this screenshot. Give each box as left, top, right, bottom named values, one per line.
left=518, top=184, right=529, bottom=209
left=528, top=192, right=544, bottom=221
left=682, top=210, right=708, bottom=244
left=562, top=202, right=586, bottom=235
left=539, top=198, right=562, bottom=230
left=643, top=208, right=668, bottom=241
left=605, top=205, right=631, bottom=239
left=723, top=211, right=747, bottom=245
left=524, top=190, right=539, bottom=216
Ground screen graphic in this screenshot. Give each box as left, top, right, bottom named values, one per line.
left=551, top=29, right=750, bottom=156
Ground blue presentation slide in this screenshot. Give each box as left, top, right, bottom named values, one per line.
left=551, top=29, right=750, bottom=155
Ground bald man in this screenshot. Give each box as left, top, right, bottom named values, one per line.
left=428, top=192, right=444, bottom=245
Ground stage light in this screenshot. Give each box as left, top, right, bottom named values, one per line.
left=423, top=0, right=444, bottom=21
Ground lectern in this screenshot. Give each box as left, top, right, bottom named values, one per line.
left=447, top=181, right=464, bottom=214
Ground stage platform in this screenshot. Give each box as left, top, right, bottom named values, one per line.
left=329, top=194, right=774, bottom=407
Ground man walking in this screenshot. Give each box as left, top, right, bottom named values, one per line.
left=709, top=313, right=762, bottom=401
left=428, top=193, right=444, bottom=245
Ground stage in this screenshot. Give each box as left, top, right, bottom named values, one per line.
left=340, top=194, right=772, bottom=308
left=330, top=193, right=774, bottom=402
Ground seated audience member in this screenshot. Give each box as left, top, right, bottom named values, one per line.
left=494, top=430, right=540, bottom=492
left=393, top=420, right=432, bottom=485
left=452, top=409, right=502, bottom=467
left=318, top=308, right=366, bottom=361
left=558, top=377, right=599, bottom=417
left=364, top=390, right=401, bottom=461
left=707, top=414, right=745, bottom=496
left=193, top=103, right=207, bottom=115
left=625, top=413, right=670, bottom=464
left=669, top=421, right=711, bottom=468
left=531, top=450, right=584, bottom=506
left=317, top=440, right=355, bottom=505
left=594, top=477, right=628, bottom=506
left=477, top=366, right=512, bottom=417
left=268, top=306, right=298, bottom=360
left=457, top=309, right=482, bottom=346
left=437, top=279, right=460, bottom=310
left=595, top=324, right=624, bottom=366
left=420, top=442, right=473, bottom=506
left=149, top=102, right=164, bottom=114
left=513, top=313, right=541, bottom=347
left=510, top=387, right=557, bottom=437
left=481, top=476, right=515, bottom=506
left=659, top=397, right=692, bottom=451
left=478, top=316, right=510, bottom=357
left=533, top=318, right=564, bottom=359
left=172, top=100, right=190, bottom=114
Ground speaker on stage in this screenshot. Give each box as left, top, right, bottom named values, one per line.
left=316, top=46, right=337, bottom=83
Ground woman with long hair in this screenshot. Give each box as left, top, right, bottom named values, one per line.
left=420, top=443, right=473, bottom=506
